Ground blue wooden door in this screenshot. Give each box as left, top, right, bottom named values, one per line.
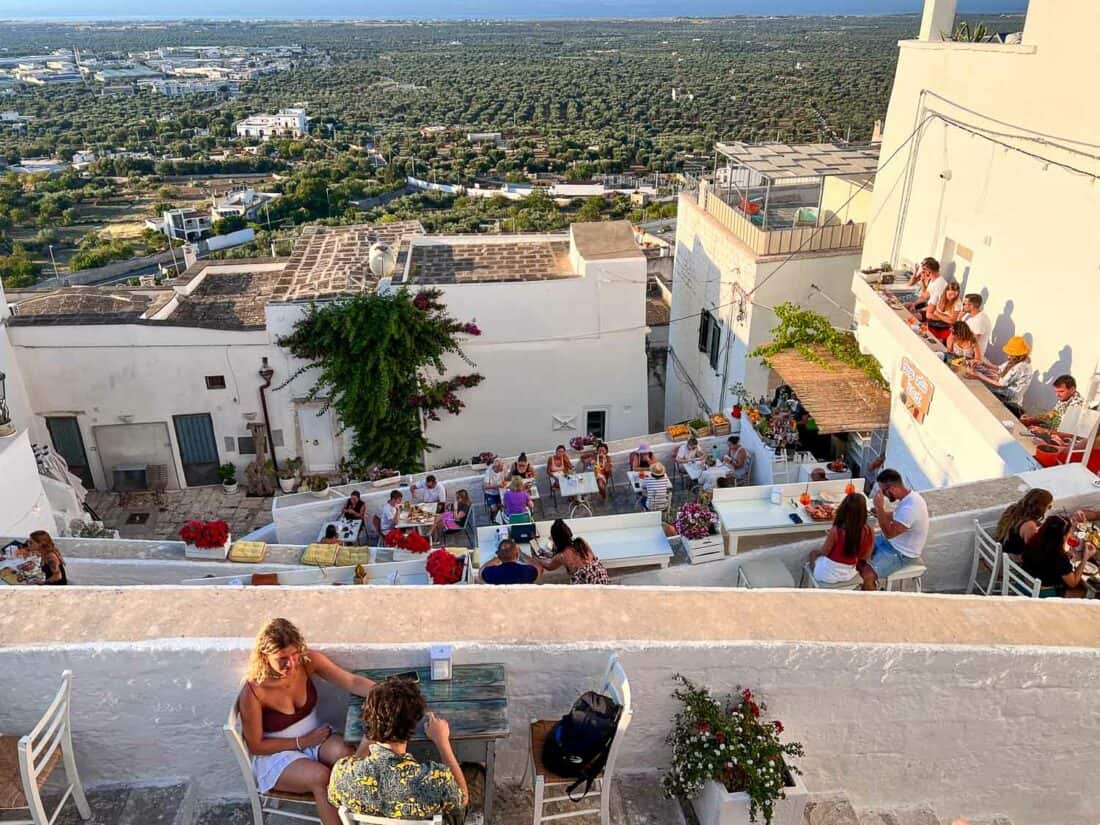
left=172, top=413, right=220, bottom=486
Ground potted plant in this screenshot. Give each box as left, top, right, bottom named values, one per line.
left=426, top=548, right=465, bottom=584
left=276, top=457, right=302, bottom=494
left=688, top=417, right=711, bottom=438
left=663, top=676, right=806, bottom=825
left=304, top=474, right=330, bottom=498
left=674, top=502, right=724, bottom=564
left=728, top=382, right=747, bottom=419
left=180, top=519, right=231, bottom=560
left=218, top=462, right=239, bottom=495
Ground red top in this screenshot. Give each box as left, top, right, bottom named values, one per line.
left=826, top=525, right=873, bottom=564
left=249, top=678, right=317, bottom=733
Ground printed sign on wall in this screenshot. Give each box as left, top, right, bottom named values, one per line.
left=898, top=357, right=934, bottom=423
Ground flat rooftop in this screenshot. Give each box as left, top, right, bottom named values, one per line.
left=7, top=286, right=174, bottom=325
left=715, top=141, right=880, bottom=180
left=405, top=237, right=574, bottom=285
left=168, top=260, right=284, bottom=330
left=271, top=221, right=425, bottom=302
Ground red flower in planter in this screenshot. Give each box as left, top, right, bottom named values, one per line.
left=773, top=720, right=784, bottom=734
left=180, top=519, right=229, bottom=549
left=383, top=529, right=406, bottom=548
left=694, top=720, right=711, bottom=735
left=426, top=549, right=463, bottom=585
left=401, top=532, right=430, bottom=553
left=749, top=702, right=760, bottom=718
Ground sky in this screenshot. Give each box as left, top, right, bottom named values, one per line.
left=0, top=1, right=1029, bottom=22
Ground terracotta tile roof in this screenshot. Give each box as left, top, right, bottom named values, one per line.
left=271, top=221, right=425, bottom=301
left=7, top=287, right=173, bottom=325
left=169, top=266, right=282, bottom=330
left=766, top=345, right=890, bottom=433
left=406, top=238, right=574, bottom=285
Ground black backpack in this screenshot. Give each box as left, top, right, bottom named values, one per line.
left=541, top=691, right=622, bottom=800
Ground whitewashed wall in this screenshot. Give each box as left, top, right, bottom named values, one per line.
left=9, top=322, right=274, bottom=491
left=665, top=194, right=861, bottom=427
left=862, top=2, right=1100, bottom=415
left=2, top=637, right=1098, bottom=824
left=0, top=430, right=58, bottom=536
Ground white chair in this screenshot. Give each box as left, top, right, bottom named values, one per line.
left=771, top=451, right=792, bottom=484
left=966, top=520, right=1003, bottom=596
left=799, top=561, right=862, bottom=590
left=882, top=562, right=927, bottom=592
left=224, top=701, right=322, bottom=825
left=1002, top=555, right=1043, bottom=598
left=0, top=670, right=90, bottom=825
left=1058, top=407, right=1100, bottom=466
left=337, top=807, right=442, bottom=824
left=528, top=655, right=633, bottom=825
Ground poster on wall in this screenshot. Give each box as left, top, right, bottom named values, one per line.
left=898, top=357, right=934, bottom=423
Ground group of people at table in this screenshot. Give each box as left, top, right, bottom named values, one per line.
left=904, top=257, right=1089, bottom=435
left=1, top=530, right=68, bottom=586
left=238, top=618, right=471, bottom=825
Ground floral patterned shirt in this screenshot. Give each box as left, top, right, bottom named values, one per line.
left=328, top=744, right=462, bottom=819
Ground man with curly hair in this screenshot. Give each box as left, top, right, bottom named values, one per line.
left=328, top=676, right=467, bottom=822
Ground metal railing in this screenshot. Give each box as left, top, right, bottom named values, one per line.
left=698, top=180, right=865, bottom=256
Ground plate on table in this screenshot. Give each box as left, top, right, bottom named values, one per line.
left=1082, top=562, right=1099, bottom=577
left=802, top=502, right=835, bottom=522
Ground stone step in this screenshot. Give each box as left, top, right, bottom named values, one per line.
left=856, top=807, right=943, bottom=825
left=803, top=797, right=862, bottom=825
left=49, top=782, right=190, bottom=825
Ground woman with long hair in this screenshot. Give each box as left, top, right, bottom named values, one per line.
left=806, top=494, right=873, bottom=584
left=27, top=530, right=66, bottom=585
left=926, top=281, right=963, bottom=338
left=994, top=488, right=1053, bottom=557
left=1021, top=516, right=1096, bottom=597
left=945, top=321, right=981, bottom=363
left=593, top=442, right=613, bottom=500
left=531, top=535, right=609, bottom=585
left=238, top=618, right=376, bottom=825
left=510, top=452, right=536, bottom=479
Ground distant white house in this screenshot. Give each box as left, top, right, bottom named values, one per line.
left=154, top=208, right=213, bottom=242
left=235, top=108, right=309, bottom=140
left=210, top=187, right=280, bottom=222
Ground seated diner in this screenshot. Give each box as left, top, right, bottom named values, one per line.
left=379, top=490, right=403, bottom=534
left=1020, top=515, right=1096, bottom=598
left=328, top=677, right=467, bottom=825
left=1021, top=374, right=1086, bottom=436
left=966, top=336, right=1033, bottom=417
left=945, top=321, right=981, bottom=363
left=546, top=444, right=574, bottom=491
left=342, top=491, right=366, bottom=522
left=806, top=493, right=874, bottom=585
left=511, top=452, right=536, bottom=479
left=433, top=489, right=472, bottom=544
left=480, top=538, right=541, bottom=585
left=412, top=475, right=447, bottom=511
left=629, top=442, right=655, bottom=471
left=501, top=475, right=533, bottom=517
left=722, top=435, right=749, bottom=483
left=640, top=462, right=672, bottom=512
left=482, top=458, right=509, bottom=518
left=529, top=535, right=609, bottom=585
left=674, top=437, right=704, bottom=468
left=321, top=525, right=342, bottom=545
left=994, top=488, right=1053, bottom=557
left=593, top=442, right=613, bottom=500
left=924, top=280, right=963, bottom=340
left=239, top=618, right=376, bottom=825
left=863, top=469, right=929, bottom=591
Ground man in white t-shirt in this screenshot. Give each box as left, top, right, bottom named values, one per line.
left=675, top=437, right=705, bottom=467
left=862, top=468, right=929, bottom=590
left=905, top=257, right=941, bottom=316
left=379, top=490, right=403, bottom=533
left=412, top=475, right=447, bottom=510
left=962, top=293, right=993, bottom=360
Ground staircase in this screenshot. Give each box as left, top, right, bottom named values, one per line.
left=804, top=797, right=1015, bottom=825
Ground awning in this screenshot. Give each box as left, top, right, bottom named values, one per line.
left=766, top=345, right=890, bottom=434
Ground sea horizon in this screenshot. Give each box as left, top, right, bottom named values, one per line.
left=0, top=1, right=1029, bottom=24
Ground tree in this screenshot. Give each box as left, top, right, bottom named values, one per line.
left=0, top=253, right=41, bottom=288
left=212, top=214, right=248, bottom=235
left=276, top=288, right=484, bottom=472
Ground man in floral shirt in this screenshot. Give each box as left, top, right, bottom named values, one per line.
left=329, top=677, right=466, bottom=823
left=1023, top=374, right=1085, bottom=434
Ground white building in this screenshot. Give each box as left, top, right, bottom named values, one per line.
left=209, top=187, right=280, bottom=221
left=234, top=108, right=308, bottom=140
left=3, top=220, right=649, bottom=490
left=851, top=0, right=1100, bottom=489
left=665, top=142, right=878, bottom=425
left=146, top=78, right=238, bottom=96
left=160, top=208, right=213, bottom=242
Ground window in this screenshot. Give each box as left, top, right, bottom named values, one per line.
left=271, top=428, right=284, bottom=448
left=237, top=436, right=257, bottom=455
left=205, top=375, right=227, bottom=390
left=708, top=317, right=722, bottom=372
left=585, top=409, right=608, bottom=442
left=697, top=312, right=710, bottom=353
left=223, top=436, right=236, bottom=452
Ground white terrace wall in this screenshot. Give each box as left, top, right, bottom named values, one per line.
left=2, top=635, right=1098, bottom=824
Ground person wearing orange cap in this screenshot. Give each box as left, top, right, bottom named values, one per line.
left=967, top=336, right=1033, bottom=416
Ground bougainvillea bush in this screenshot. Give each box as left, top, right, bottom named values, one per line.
left=426, top=549, right=464, bottom=584
left=662, top=675, right=803, bottom=825
left=383, top=529, right=430, bottom=553
left=179, top=520, right=230, bottom=549
left=277, top=288, right=483, bottom=473
left=674, top=502, right=714, bottom=540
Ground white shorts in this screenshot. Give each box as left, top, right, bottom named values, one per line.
left=813, top=556, right=859, bottom=584
left=251, top=712, right=323, bottom=794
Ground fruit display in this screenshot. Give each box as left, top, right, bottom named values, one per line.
left=709, top=413, right=731, bottom=435
left=667, top=423, right=691, bottom=441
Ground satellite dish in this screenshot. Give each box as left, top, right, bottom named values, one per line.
left=368, top=242, right=396, bottom=279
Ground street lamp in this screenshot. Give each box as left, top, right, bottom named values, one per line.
left=0, top=371, right=13, bottom=437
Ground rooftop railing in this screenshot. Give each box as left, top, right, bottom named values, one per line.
left=698, top=180, right=865, bottom=256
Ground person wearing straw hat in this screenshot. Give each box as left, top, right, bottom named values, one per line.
left=967, top=335, right=1034, bottom=417
left=629, top=442, right=655, bottom=472
left=641, top=461, right=673, bottom=512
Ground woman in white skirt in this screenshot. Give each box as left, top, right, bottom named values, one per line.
left=806, top=494, right=874, bottom=585
left=238, top=618, right=377, bottom=825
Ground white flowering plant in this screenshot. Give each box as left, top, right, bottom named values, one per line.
left=662, top=675, right=803, bottom=825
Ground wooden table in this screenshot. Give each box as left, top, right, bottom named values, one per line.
left=344, top=665, right=508, bottom=822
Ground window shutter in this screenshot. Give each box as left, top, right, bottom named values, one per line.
left=708, top=316, right=722, bottom=371
left=697, top=311, right=710, bottom=353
